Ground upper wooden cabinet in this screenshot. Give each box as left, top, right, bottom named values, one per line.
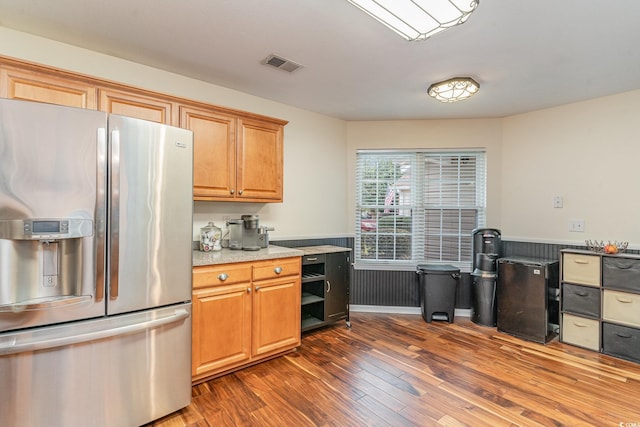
left=181, top=106, right=237, bottom=199
left=0, top=65, right=97, bottom=109
left=182, top=106, right=286, bottom=203
left=237, top=118, right=284, bottom=202
left=98, top=88, right=178, bottom=126
left=0, top=55, right=288, bottom=203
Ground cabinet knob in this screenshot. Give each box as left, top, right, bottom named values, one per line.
left=247, top=287, right=251, bottom=293
left=230, top=189, right=235, bottom=194
left=274, top=267, right=283, bottom=274
left=255, top=286, right=261, bottom=291
left=239, top=190, right=243, bottom=195
left=218, top=273, right=228, bottom=281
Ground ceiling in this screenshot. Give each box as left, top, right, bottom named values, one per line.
left=0, top=0, right=639, bottom=121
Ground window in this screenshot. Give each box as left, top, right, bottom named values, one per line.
left=355, top=150, right=486, bottom=270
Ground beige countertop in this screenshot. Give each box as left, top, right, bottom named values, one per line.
left=193, top=245, right=304, bottom=267
left=192, top=244, right=351, bottom=266
left=297, top=245, right=352, bottom=255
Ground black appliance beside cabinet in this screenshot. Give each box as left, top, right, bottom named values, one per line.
left=497, top=257, right=559, bottom=344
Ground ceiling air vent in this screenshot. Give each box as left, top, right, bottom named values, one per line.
left=262, top=54, right=302, bottom=73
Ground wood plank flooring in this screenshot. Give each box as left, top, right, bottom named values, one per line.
left=147, top=313, right=640, bottom=426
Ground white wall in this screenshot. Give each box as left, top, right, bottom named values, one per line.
left=0, top=27, right=349, bottom=242
left=501, top=90, right=640, bottom=246
left=346, top=119, right=504, bottom=234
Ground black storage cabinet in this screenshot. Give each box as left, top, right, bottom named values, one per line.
left=416, top=264, right=460, bottom=323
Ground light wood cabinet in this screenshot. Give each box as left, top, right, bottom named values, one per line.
left=236, top=117, right=284, bottom=202
left=192, top=257, right=301, bottom=382
left=98, top=88, right=177, bottom=125
left=182, top=107, right=286, bottom=202
left=181, top=106, right=237, bottom=199
left=0, top=65, right=97, bottom=109
left=0, top=55, right=288, bottom=203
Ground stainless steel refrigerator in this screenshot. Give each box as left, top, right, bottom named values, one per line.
left=0, top=99, right=193, bottom=426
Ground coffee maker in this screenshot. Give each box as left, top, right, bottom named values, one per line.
left=470, top=228, right=502, bottom=326
left=227, top=215, right=261, bottom=251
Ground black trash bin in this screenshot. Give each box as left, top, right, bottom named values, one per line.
left=416, top=264, right=460, bottom=323
left=471, top=271, right=497, bottom=326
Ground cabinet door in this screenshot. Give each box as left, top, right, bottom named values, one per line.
left=236, top=118, right=283, bottom=202
left=99, top=88, right=176, bottom=125
left=192, top=283, right=251, bottom=379
left=0, top=65, right=97, bottom=109
left=252, top=276, right=301, bottom=357
left=181, top=106, right=237, bottom=200
left=325, top=252, right=350, bottom=322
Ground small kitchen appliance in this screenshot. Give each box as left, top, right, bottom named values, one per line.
left=470, top=227, right=502, bottom=326
left=228, top=219, right=244, bottom=250
left=241, top=214, right=260, bottom=251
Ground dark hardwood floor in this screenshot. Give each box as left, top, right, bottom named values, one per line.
left=149, top=313, right=640, bottom=426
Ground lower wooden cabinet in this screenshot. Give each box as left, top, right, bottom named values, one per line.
left=192, top=257, right=301, bottom=382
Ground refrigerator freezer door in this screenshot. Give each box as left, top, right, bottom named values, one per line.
left=107, top=115, right=193, bottom=315
left=0, top=99, right=107, bottom=332
left=0, top=303, right=192, bottom=427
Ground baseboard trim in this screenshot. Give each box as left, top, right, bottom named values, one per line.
left=350, top=305, right=471, bottom=318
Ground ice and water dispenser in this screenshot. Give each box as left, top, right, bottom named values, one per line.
left=471, top=228, right=502, bottom=326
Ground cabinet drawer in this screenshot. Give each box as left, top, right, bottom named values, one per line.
left=302, top=254, right=325, bottom=265
left=602, top=322, right=640, bottom=363
left=562, top=253, right=600, bottom=287
left=561, top=313, right=600, bottom=351
left=253, top=257, right=301, bottom=281
left=603, top=256, right=640, bottom=292
left=193, top=263, right=252, bottom=288
left=602, top=290, right=640, bottom=328
left=562, top=283, right=600, bottom=318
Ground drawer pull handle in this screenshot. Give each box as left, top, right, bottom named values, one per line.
left=616, top=333, right=633, bottom=339
left=326, top=280, right=331, bottom=293
left=574, top=291, right=589, bottom=297
left=218, top=273, right=229, bottom=281
left=615, top=297, right=633, bottom=303
left=573, top=259, right=590, bottom=264
left=572, top=322, right=588, bottom=328
left=274, top=267, right=283, bottom=274
left=306, top=257, right=318, bottom=262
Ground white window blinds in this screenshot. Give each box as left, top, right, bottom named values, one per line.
left=355, top=150, right=486, bottom=269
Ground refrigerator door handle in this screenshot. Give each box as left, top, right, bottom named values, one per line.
left=0, top=295, right=91, bottom=312
left=96, top=127, right=107, bottom=302
left=0, top=308, right=189, bottom=356
left=109, top=129, right=120, bottom=300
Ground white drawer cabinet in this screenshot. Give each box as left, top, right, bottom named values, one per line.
left=562, top=253, right=600, bottom=287
left=562, top=313, right=600, bottom=351
left=603, top=290, right=640, bottom=328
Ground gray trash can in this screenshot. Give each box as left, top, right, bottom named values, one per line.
left=416, top=264, right=460, bottom=323
left=470, top=271, right=497, bottom=326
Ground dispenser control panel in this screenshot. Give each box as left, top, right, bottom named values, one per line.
left=25, top=220, right=70, bottom=235
left=0, top=219, right=93, bottom=240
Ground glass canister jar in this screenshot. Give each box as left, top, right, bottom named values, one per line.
left=200, top=222, right=222, bottom=252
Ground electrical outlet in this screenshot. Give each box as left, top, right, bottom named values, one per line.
left=568, top=219, right=585, bottom=232
left=553, top=196, right=563, bottom=208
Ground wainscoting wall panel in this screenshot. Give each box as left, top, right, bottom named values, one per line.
left=275, top=238, right=638, bottom=309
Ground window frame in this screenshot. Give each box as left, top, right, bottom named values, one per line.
left=355, top=149, right=486, bottom=271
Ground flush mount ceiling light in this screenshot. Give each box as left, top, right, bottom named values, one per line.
left=346, top=0, right=479, bottom=41
left=428, top=77, right=479, bottom=103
